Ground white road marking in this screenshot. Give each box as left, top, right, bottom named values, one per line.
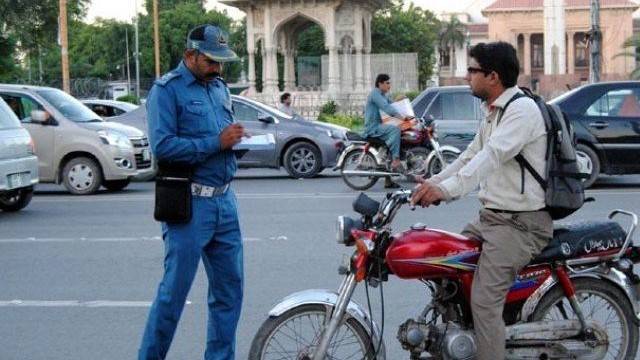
left=0, top=236, right=286, bottom=244
left=0, top=300, right=192, bottom=307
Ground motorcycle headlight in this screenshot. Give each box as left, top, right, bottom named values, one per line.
left=98, top=130, right=133, bottom=149
left=337, top=215, right=360, bottom=246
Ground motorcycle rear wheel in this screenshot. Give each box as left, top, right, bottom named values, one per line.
left=532, top=278, right=639, bottom=359
left=249, top=304, right=377, bottom=360
left=341, top=150, right=379, bottom=191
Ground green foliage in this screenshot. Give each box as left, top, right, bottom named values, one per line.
left=372, top=1, right=440, bottom=88
left=318, top=114, right=364, bottom=131
left=0, top=35, right=23, bottom=82
left=296, top=24, right=326, bottom=57
left=319, top=101, right=338, bottom=116
left=404, top=90, right=420, bottom=101
left=116, top=94, right=140, bottom=104
left=616, top=35, right=640, bottom=79
left=438, top=17, right=466, bottom=74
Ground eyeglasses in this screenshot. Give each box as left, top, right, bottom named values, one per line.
left=467, top=67, right=490, bottom=75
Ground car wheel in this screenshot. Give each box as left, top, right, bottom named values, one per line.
left=283, top=142, right=322, bottom=178
left=103, top=179, right=131, bottom=192
left=575, top=143, right=600, bottom=189
left=0, top=186, right=34, bottom=212
left=62, top=157, right=103, bottom=195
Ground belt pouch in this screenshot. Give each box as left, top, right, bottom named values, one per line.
left=154, top=162, right=193, bottom=224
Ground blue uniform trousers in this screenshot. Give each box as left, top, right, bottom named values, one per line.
left=369, top=124, right=401, bottom=159
left=139, top=189, right=243, bottom=360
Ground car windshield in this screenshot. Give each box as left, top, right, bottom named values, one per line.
left=36, top=89, right=103, bottom=123
left=235, top=96, right=294, bottom=119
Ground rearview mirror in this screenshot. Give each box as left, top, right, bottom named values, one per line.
left=258, top=114, right=275, bottom=124
left=30, top=110, right=50, bottom=124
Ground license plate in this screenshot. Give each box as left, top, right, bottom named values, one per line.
left=142, top=149, right=151, bottom=161
left=7, top=172, right=28, bottom=190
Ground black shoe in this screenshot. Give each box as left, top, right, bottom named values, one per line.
left=384, top=181, right=401, bottom=189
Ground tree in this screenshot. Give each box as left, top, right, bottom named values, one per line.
left=438, top=16, right=466, bottom=77
left=371, top=1, right=440, bottom=87
left=615, top=34, right=640, bottom=79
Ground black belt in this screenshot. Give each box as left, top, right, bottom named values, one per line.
left=485, top=207, right=545, bottom=214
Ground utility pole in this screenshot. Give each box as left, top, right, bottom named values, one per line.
left=134, top=0, right=141, bottom=99
left=153, top=0, right=160, bottom=79
left=59, top=0, right=70, bottom=93
left=589, top=0, right=601, bottom=83
left=125, top=26, right=131, bottom=95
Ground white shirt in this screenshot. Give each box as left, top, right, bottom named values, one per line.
left=432, top=86, right=547, bottom=211
left=278, top=103, right=295, bottom=116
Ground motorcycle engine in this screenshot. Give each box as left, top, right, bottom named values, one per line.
left=399, top=320, right=477, bottom=360
left=433, top=323, right=477, bottom=360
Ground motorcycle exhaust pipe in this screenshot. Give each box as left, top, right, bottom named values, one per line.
left=341, top=170, right=402, bottom=177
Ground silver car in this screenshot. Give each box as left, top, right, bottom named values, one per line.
left=0, top=84, right=153, bottom=195
left=0, top=97, right=38, bottom=211
left=109, top=95, right=348, bottom=178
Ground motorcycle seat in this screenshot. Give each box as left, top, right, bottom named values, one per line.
left=530, top=221, right=627, bottom=264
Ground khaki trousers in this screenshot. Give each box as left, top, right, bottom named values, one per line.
left=461, top=209, right=553, bottom=360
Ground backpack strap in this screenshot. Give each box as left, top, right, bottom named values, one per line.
left=497, top=93, right=526, bottom=125
left=514, top=154, right=547, bottom=190
left=500, top=92, right=546, bottom=193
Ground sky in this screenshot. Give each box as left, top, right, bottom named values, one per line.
left=84, top=0, right=496, bottom=24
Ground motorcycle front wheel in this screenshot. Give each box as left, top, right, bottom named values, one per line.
left=340, top=150, right=379, bottom=191
left=427, top=149, right=459, bottom=177
left=249, top=304, right=377, bottom=360
left=532, top=278, right=639, bottom=359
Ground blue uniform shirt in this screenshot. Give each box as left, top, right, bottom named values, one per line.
left=147, top=61, right=236, bottom=187
left=363, top=88, right=400, bottom=137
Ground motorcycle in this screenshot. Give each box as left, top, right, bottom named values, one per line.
left=335, top=118, right=460, bottom=191
left=249, top=190, right=640, bottom=359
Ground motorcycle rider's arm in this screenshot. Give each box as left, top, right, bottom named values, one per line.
left=430, top=128, right=483, bottom=184
left=436, top=99, right=544, bottom=201
left=371, top=90, right=401, bottom=119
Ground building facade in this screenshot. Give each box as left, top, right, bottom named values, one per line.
left=440, top=0, right=639, bottom=98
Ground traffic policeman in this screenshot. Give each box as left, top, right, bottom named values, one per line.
left=139, top=24, right=246, bottom=360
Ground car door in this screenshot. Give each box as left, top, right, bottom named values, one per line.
left=0, top=92, right=57, bottom=181
left=579, top=85, right=640, bottom=172
left=232, top=100, right=278, bottom=167
left=427, top=91, right=479, bottom=151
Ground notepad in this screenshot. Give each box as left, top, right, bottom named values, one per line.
left=232, top=134, right=276, bottom=151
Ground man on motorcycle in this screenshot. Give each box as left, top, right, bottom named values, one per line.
left=410, top=42, right=553, bottom=360
left=364, top=73, right=413, bottom=188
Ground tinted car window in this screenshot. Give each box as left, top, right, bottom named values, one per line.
left=585, top=88, right=640, bottom=117
left=0, top=94, right=44, bottom=123
left=412, top=91, right=436, bottom=118
left=0, top=98, right=22, bottom=129
left=426, top=94, right=443, bottom=120
left=441, top=92, right=476, bottom=121
left=233, top=101, right=260, bottom=122
left=36, top=88, right=102, bottom=122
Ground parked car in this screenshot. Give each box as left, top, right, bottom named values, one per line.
left=411, top=85, right=481, bottom=152
left=0, top=97, right=38, bottom=211
left=0, top=84, right=153, bottom=195
left=550, top=81, right=640, bottom=187
left=109, top=95, right=348, bottom=178
left=81, top=99, right=139, bottom=118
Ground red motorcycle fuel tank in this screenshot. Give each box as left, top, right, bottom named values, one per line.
left=386, top=226, right=481, bottom=279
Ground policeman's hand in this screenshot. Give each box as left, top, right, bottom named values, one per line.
left=220, top=123, right=245, bottom=150
left=410, top=181, right=445, bottom=208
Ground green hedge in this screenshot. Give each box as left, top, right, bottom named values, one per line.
left=116, top=94, right=140, bottom=105
left=318, top=113, right=364, bottom=131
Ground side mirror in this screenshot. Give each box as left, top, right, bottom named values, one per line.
left=30, top=110, right=50, bottom=124
left=258, top=114, right=275, bottom=124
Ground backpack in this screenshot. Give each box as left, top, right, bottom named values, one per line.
left=501, top=88, right=587, bottom=220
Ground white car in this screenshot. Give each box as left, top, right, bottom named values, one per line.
left=81, top=99, right=139, bottom=118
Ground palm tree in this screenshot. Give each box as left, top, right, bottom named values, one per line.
left=614, top=34, right=640, bottom=79
left=439, top=17, right=467, bottom=78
